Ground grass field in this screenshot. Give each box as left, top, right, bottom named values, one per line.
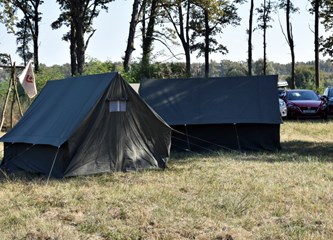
left=0, top=120, right=332, bottom=240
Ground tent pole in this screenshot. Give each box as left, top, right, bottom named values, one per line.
left=46, top=147, right=60, bottom=185
left=12, top=63, right=23, bottom=117
left=10, top=80, right=15, bottom=128
left=184, top=124, right=191, bottom=151
left=9, top=62, right=23, bottom=128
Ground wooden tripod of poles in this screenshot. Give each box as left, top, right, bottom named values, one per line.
left=0, top=61, right=24, bottom=131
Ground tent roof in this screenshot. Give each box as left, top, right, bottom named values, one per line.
left=139, top=75, right=282, bottom=125
left=1, top=72, right=118, bottom=146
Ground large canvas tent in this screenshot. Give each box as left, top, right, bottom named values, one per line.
left=139, top=75, right=282, bottom=152
left=0, top=72, right=171, bottom=178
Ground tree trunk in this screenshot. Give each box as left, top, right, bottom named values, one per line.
left=314, top=0, right=320, bottom=89
left=263, top=0, right=267, bottom=76
left=204, top=9, right=209, bottom=78
left=124, top=0, right=141, bottom=72
left=179, top=2, right=191, bottom=77
left=71, top=0, right=85, bottom=75
left=70, top=24, right=77, bottom=76
left=141, top=0, right=158, bottom=78
left=33, top=1, right=40, bottom=72
left=75, top=20, right=85, bottom=75
left=248, top=0, right=254, bottom=76
left=286, top=0, right=296, bottom=89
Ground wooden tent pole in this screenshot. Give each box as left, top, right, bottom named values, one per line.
left=0, top=57, right=25, bottom=131
left=0, top=62, right=23, bottom=131
left=12, top=63, right=23, bottom=117
left=10, top=79, right=15, bottom=128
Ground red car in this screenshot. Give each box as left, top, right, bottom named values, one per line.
left=281, top=89, right=328, bottom=119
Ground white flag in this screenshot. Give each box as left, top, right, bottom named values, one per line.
left=18, top=60, right=37, bottom=98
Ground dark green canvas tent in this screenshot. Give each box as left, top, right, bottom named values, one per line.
left=139, top=75, right=282, bottom=152
left=0, top=72, right=171, bottom=178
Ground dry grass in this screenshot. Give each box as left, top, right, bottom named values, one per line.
left=0, top=120, right=333, bottom=239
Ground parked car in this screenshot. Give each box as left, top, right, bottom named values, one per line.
left=279, top=98, right=287, bottom=119
left=281, top=89, right=328, bottom=119
left=323, top=86, right=333, bottom=115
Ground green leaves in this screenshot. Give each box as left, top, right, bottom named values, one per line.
left=320, top=1, right=333, bottom=59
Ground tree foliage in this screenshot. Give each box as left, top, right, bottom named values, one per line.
left=189, top=0, right=242, bottom=78
left=253, top=58, right=275, bottom=75
left=0, top=0, right=43, bottom=71
left=160, top=0, right=192, bottom=77
left=319, top=0, right=333, bottom=61
left=15, top=17, right=33, bottom=64
left=0, top=0, right=16, bottom=33
left=287, top=64, right=316, bottom=90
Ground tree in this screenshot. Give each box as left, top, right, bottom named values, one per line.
left=247, top=0, right=254, bottom=76
left=123, top=0, right=142, bottom=72
left=308, top=1, right=323, bottom=90
left=0, top=1, right=16, bottom=33
left=160, top=0, right=192, bottom=77
left=52, top=0, right=114, bottom=76
left=124, top=0, right=186, bottom=79
left=288, top=64, right=316, bottom=89
left=190, top=0, right=242, bottom=78
left=314, top=0, right=320, bottom=90
left=0, top=0, right=43, bottom=71
left=253, top=58, right=275, bottom=75
left=319, top=1, right=333, bottom=61
left=277, top=0, right=299, bottom=89
left=220, top=60, right=247, bottom=76
left=256, top=0, right=275, bottom=75
left=140, top=0, right=160, bottom=79
left=15, top=17, right=33, bottom=65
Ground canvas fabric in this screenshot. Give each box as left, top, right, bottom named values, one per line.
left=0, top=72, right=171, bottom=178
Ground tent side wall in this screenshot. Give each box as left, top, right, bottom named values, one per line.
left=139, top=75, right=282, bottom=152
left=171, top=123, right=281, bottom=152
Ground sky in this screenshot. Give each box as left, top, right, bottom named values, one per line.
left=0, top=0, right=329, bottom=66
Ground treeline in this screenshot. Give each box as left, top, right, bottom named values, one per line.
left=0, top=1, right=333, bottom=90
left=1, top=59, right=332, bottom=95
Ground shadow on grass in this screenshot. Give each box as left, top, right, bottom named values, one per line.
left=169, top=140, right=333, bottom=164
left=280, top=140, right=333, bottom=161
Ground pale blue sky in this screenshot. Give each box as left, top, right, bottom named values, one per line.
left=0, top=0, right=329, bottom=66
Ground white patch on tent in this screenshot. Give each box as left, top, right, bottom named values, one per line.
left=124, top=142, right=156, bottom=169
left=109, top=100, right=126, bottom=112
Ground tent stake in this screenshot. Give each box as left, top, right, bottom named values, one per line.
left=234, top=123, right=242, bottom=152
left=184, top=124, right=191, bottom=151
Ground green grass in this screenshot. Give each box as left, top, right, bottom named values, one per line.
left=0, top=120, right=333, bottom=239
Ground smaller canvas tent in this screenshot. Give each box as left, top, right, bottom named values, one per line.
left=139, top=75, right=282, bottom=152
left=0, top=72, right=171, bottom=178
